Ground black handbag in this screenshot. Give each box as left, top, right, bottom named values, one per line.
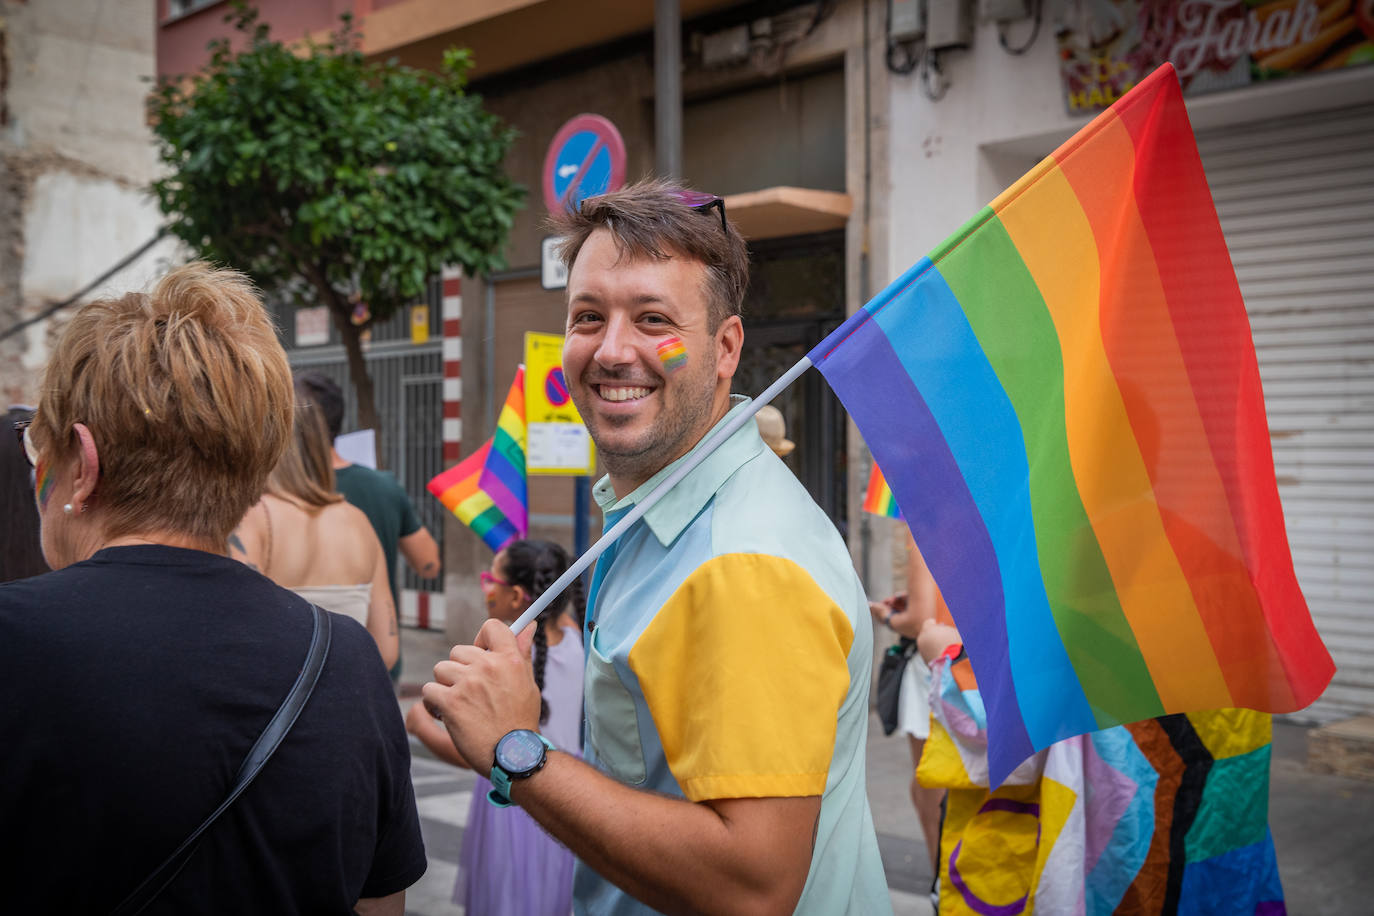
left=110, top=603, right=332, bottom=916
left=876, top=636, right=917, bottom=736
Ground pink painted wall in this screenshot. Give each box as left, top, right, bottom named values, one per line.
left=156, top=0, right=355, bottom=79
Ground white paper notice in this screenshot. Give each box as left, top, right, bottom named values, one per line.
left=527, top=423, right=593, bottom=474
left=334, top=429, right=377, bottom=469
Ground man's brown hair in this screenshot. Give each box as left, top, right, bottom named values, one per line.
left=549, top=178, right=750, bottom=330
left=34, top=262, right=294, bottom=544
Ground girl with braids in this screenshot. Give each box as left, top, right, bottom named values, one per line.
left=406, top=539, right=584, bottom=916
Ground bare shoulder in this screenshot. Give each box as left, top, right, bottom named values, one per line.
left=333, top=500, right=380, bottom=542
left=322, top=500, right=385, bottom=565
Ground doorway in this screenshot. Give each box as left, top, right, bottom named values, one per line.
left=734, top=230, right=848, bottom=531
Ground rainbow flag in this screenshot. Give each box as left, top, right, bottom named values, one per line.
left=809, top=63, right=1333, bottom=785
left=862, top=463, right=901, bottom=519
left=426, top=366, right=527, bottom=553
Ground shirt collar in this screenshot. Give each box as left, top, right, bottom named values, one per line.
left=592, top=395, right=766, bottom=546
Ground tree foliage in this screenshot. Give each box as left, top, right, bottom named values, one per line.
left=148, top=3, right=522, bottom=437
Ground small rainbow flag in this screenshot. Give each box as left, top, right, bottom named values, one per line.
left=426, top=366, right=527, bottom=553
left=809, top=64, right=1333, bottom=784
left=656, top=337, right=687, bottom=371
left=862, top=463, right=901, bottom=519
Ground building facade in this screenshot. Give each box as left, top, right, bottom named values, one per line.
left=157, top=0, right=899, bottom=644
left=885, top=0, right=1374, bottom=722
left=2, top=0, right=178, bottom=407
left=155, top=0, right=1374, bottom=723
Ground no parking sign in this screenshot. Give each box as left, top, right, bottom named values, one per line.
left=541, top=114, right=627, bottom=213
left=524, top=332, right=595, bottom=475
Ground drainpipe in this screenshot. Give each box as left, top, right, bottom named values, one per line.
left=859, top=0, right=875, bottom=590
left=655, top=0, right=682, bottom=179
left=484, top=277, right=496, bottom=432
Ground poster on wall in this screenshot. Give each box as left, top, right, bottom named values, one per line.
left=1056, top=0, right=1374, bottom=114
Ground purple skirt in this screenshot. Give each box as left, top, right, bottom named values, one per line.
left=454, top=774, right=575, bottom=915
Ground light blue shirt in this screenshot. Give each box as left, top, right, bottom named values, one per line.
left=573, top=397, right=891, bottom=915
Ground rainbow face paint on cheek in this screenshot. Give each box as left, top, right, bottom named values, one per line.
left=35, top=460, right=53, bottom=509
left=656, top=336, right=688, bottom=372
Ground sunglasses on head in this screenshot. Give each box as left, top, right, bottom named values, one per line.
left=670, top=190, right=728, bottom=234
left=582, top=189, right=728, bottom=234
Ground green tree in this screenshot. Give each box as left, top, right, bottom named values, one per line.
left=148, top=4, right=522, bottom=447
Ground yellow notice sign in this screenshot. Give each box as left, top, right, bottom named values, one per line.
left=524, top=332, right=595, bottom=475
left=409, top=304, right=430, bottom=344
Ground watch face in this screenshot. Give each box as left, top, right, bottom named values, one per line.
left=496, top=730, right=546, bottom=775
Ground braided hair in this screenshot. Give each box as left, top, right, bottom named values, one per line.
left=500, top=539, right=584, bottom=724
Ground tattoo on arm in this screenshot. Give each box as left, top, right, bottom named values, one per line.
left=421, top=561, right=438, bottom=576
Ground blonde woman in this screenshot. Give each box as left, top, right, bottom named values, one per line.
left=1, top=263, right=423, bottom=911
left=231, top=382, right=398, bottom=669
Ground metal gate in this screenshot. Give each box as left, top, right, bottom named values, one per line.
left=277, top=284, right=446, bottom=603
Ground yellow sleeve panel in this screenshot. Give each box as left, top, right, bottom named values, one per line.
left=627, top=552, right=856, bottom=802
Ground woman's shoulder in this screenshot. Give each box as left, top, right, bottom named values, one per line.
left=322, top=498, right=375, bottom=532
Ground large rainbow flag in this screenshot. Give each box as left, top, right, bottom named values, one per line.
left=426, top=366, right=527, bottom=553
left=809, top=63, right=1333, bottom=785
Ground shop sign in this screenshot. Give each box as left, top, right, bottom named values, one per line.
left=1057, top=0, right=1374, bottom=114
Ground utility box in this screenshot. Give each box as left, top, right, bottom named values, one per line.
left=978, top=0, right=1029, bottom=23
left=927, top=0, right=975, bottom=50
left=890, top=0, right=925, bottom=42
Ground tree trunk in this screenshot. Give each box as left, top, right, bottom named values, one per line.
left=328, top=303, right=383, bottom=468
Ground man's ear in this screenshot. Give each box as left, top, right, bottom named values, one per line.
left=70, top=422, right=100, bottom=507
left=715, top=314, right=744, bottom=381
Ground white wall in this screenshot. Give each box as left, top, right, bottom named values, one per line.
left=1, top=0, right=177, bottom=405
left=884, top=22, right=1374, bottom=285
left=885, top=24, right=1078, bottom=276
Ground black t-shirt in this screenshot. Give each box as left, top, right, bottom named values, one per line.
left=0, top=545, right=426, bottom=913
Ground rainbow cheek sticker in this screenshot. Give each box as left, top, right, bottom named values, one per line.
left=657, top=337, right=688, bottom=372
left=35, top=460, right=53, bottom=509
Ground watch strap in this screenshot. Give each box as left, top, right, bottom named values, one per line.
left=487, top=731, right=554, bottom=808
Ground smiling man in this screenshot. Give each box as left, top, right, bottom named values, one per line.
left=422, top=180, right=889, bottom=915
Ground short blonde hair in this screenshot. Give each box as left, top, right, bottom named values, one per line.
left=267, top=384, right=344, bottom=510
left=34, top=262, right=294, bottom=543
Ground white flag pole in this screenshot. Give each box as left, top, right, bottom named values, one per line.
left=510, top=354, right=815, bottom=635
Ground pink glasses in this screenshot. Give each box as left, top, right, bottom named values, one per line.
left=480, top=570, right=511, bottom=591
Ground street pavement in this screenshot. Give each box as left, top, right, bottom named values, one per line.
left=396, top=626, right=1374, bottom=915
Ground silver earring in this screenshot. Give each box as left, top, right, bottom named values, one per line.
left=63, top=503, right=74, bottom=515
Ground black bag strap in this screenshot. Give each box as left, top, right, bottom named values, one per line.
left=111, top=604, right=332, bottom=916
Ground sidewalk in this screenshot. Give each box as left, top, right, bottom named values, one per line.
left=397, top=626, right=1374, bottom=914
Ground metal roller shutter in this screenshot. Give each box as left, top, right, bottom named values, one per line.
left=1197, top=105, right=1374, bottom=723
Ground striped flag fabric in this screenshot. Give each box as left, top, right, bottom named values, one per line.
left=862, top=463, right=902, bottom=519
left=808, top=63, right=1333, bottom=785
left=921, top=655, right=1284, bottom=914
left=426, top=366, right=527, bottom=553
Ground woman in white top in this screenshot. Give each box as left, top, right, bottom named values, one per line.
left=231, top=382, right=397, bottom=668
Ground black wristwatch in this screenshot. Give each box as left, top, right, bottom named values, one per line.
left=487, top=729, right=554, bottom=808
